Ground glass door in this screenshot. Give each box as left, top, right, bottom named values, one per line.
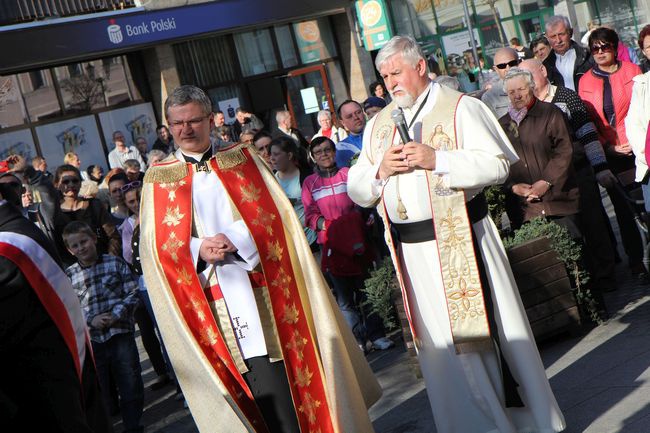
left=284, top=64, right=335, bottom=139
left=516, top=10, right=552, bottom=45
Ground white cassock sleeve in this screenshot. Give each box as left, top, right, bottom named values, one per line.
left=348, top=95, right=519, bottom=208
left=348, top=114, right=384, bottom=208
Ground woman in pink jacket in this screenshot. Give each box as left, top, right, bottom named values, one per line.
left=579, top=26, right=646, bottom=276
left=302, top=136, right=394, bottom=352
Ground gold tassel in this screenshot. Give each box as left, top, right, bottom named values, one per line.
left=397, top=198, right=408, bottom=220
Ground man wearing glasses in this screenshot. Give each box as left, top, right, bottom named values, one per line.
left=481, top=47, right=520, bottom=118
left=543, top=15, right=594, bottom=92
left=139, top=85, right=381, bottom=433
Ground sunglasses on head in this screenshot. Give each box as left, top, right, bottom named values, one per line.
left=120, top=180, right=142, bottom=193
left=495, top=59, right=520, bottom=69
left=590, top=43, right=614, bottom=54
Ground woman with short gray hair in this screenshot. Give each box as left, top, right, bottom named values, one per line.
left=499, top=65, right=580, bottom=236
left=311, top=109, right=347, bottom=144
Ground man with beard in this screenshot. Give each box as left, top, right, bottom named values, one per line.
left=348, top=35, right=566, bottom=433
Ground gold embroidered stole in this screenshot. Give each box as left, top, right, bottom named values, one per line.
left=371, top=86, right=492, bottom=353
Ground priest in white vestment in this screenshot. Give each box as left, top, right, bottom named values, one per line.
left=348, top=35, right=566, bottom=433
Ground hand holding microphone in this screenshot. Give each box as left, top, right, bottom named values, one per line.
left=377, top=108, right=436, bottom=177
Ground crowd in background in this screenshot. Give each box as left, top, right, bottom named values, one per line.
left=4, top=14, right=650, bottom=430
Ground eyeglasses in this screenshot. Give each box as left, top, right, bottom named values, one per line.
left=312, top=147, right=334, bottom=157
left=60, top=178, right=81, bottom=186
left=169, top=115, right=209, bottom=130
left=591, top=43, right=614, bottom=54
left=120, top=181, right=142, bottom=193
left=495, top=59, right=520, bottom=69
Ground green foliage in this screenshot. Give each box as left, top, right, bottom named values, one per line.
left=484, top=185, right=506, bottom=229
left=362, top=259, right=399, bottom=331
left=503, top=217, right=601, bottom=323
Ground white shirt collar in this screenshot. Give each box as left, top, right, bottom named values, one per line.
left=176, top=145, right=211, bottom=161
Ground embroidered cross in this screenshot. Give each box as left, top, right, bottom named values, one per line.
left=232, top=316, right=249, bottom=339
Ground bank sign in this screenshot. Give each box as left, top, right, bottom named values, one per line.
left=0, top=0, right=348, bottom=74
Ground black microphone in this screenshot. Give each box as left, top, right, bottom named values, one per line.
left=391, top=108, right=411, bottom=144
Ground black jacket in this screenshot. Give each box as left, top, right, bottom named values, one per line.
left=543, top=41, right=594, bottom=91
left=0, top=203, right=112, bottom=432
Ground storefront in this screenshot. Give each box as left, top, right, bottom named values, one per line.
left=0, top=0, right=354, bottom=169
left=385, top=0, right=648, bottom=68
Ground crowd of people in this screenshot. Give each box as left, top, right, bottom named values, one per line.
left=3, top=17, right=650, bottom=433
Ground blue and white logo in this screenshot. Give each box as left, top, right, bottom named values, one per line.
left=107, top=24, right=123, bottom=44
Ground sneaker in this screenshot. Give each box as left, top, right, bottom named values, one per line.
left=149, top=373, right=172, bottom=391
left=371, top=337, right=395, bottom=350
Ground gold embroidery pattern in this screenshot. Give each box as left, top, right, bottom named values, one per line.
left=271, top=268, right=292, bottom=298
left=199, top=325, right=219, bottom=346
left=186, top=296, right=207, bottom=322
left=159, top=180, right=187, bottom=202
left=438, top=209, right=484, bottom=321
left=241, top=183, right=261, bottom=203
left=299, top=392, right=321, bottom=424
left=294, top=366, right=313, bottom=388
left=252, top=208, right=276, bottom=235
left=162, top=205, right=185, bottom=227
left=162, top=232, right=184, bottom=263
left=266, top=241, right=283, bottom=262
left=282, top=303, right=299, bottom=324
left=176, top=267, right=193, bottom=286
left=286, top=330, right=308, bottom=361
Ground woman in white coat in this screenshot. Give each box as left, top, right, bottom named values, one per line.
left=312, top=109, right=347, bottom=144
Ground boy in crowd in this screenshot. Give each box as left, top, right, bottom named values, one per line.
left=63, top=221, right=144, bottom=433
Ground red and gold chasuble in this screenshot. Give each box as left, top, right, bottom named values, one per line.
left=151, top=146, right=335, bottom=433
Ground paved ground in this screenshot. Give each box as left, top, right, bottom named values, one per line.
left=115, top=193, right=650, bottom=433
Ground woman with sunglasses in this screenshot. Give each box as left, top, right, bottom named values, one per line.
left=53, top=164, right=121, bottom=266
left=579, top=27, right=647, bottom=276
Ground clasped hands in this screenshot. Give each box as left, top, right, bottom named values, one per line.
left=512, top=180, right=551, bottom=202
left=199, top=233, right=238, bottom=264
left=377, top=142, right=436, bottom=180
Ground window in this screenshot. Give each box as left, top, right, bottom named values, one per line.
left=234, top=29, right=279, bottom=77
left=293, top=18, right=338, bottom=64
left=19, top=70, right=62, bottom=122
left=29, top=71, right=45, bottom=89
left=390, top=0, right=436, bottom=39
left=0, top=75, right=30, bottom=127
left=174, top=35, right=237, bottom=88
left=274, top=25, right=299, bottom=68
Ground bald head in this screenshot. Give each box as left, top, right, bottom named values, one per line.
left=519, top=59, right=548, bottom=98
left=492, top=48, right=519, bottom=80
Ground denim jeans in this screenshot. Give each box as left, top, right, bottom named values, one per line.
left=327, top=273, right=385, bottom=344
left=92, top=332, right=144, bottom=433
left=138, top=276, right=175, bottom=381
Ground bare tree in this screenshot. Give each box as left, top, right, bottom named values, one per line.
left=60, top=75, right=106, bottom=112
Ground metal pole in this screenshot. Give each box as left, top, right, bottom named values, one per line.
left=461, top=0, right=483, bottom=81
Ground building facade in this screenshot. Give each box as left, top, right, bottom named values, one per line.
left=0, top=0, right=647, bottom=170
